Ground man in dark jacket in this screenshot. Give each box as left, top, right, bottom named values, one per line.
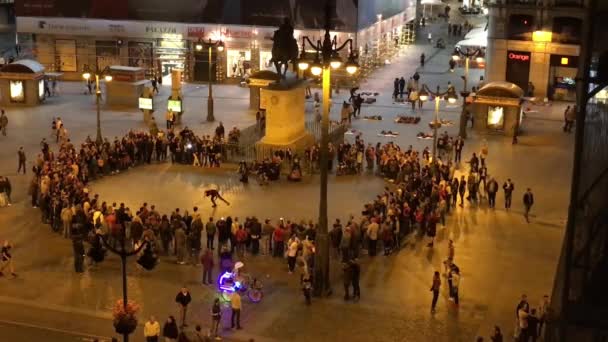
left=523, top=188, right=534, bottom=223
left=503, top=179, right=514, bottom=210
left=350, top=259, right=361, bottom=300
left=343, top=261, right=353, bottom=301
left=486, top=178, right=499, bottom=208
left=249, top=217, right=262, bottom=255
left=175, top=287, right=192, bottom=328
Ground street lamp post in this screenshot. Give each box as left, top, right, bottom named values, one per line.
left=419, top=84, right=458, bottom=164
left=99, top=231, right=148, bottom=342
left=82, top=65, right=112, bottom=145
left=297, top=2, right=358, bottom=297
left=196, top=39, right=225, bottom=122
left=451, top=48, right=484, bottom=139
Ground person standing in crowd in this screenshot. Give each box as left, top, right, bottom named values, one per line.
left=175, top=287, right=191, bottom=328
left=454, top=136, right=464, bottom=163
left=211, top=298, right=222, bottom=339
left=166, top=110, right=174, bottom=130
left=393, top=78, right=399, bottom=99
left=527, top=308, right=540, bottom=342
left=398, top=77, right=406, bottom=99
left=503, top=179, right=514, bottom=210
left=523, top=188, right=534, bottom=223
left=430, top=271, right=441, bottom=313
left=367, top=217, right=379, bottom=256
left=342, top=260, right=353, bottom=300
left=205, top=217, right=216, bottom=250
left=538, top=294, right=550, bottom=338
left=162, top=316, right=179, bottom=342
left=287, top=236, right=298, bottom=274
left=486, top=177, right=499, bottom=209
left=201, top=248, right=214, bottom=285
left=144, top=316, right=160, bottom=342
left=17, top=146, right=26, bottom=174
left=420, top=53, right=426, bottom=67
left=231, top=291, right=242, bottom=330
left=0, top=109, right=8, bottom=136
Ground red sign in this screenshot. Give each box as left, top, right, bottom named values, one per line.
left=187, top=27, right=205, bottom=38
left=508, top=52, right=530, bottom=62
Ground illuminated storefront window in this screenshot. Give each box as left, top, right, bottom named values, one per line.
left=38, top=79, right=45, bottom=100
left=227, top=49, right=251, bottom=78
left=487, top=106, right=505, bottom=130
left=10, top=80, right=25, bottom=103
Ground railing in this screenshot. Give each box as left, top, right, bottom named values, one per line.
left=221, top=120, right=347, bottom=164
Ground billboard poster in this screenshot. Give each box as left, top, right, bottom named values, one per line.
left=96, top=40, right=120, bottom=72
left=128, top=41, right=153, bottom=70
left=18, top=0, right=358, bottom=31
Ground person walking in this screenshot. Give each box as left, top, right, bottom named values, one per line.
left=144, top=316, right=161, bottom=342
left=230, top=291, right=242, bottom=329
left=420, top=53, right=426, bottom=67
left=503, top=179, right=514, bottom=210
left=487, top=178, right=499, bottom=208
left=175, top=287, right=192, bottom=328
left=430, top=271, right=441, bottom=313
left=0, top=109, right=8, bottom=136
left=162, top=316, right=179, bottom=342
left=523, top=188, right=534, bottom=223
left=211, top=298, right=222, bottom=338
left=201, top=248, right=214, bottom=285
left=204, top=189, right=230, bottom=207
left=17, top=147, right=26, bottom=174
left=398, top=77, right=406, bottom=98
left=450, top=267, right=460, bottom=306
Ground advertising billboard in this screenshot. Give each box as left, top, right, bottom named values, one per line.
left=17, top=0, right=358, bottom=31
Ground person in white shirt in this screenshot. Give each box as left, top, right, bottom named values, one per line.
left=287, top=236, right=299, bottom=274
left=144, top=316, right=160, bottom=342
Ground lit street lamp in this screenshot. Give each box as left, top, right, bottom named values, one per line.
left=196, top=38, right=225, bottom=122
left=82, top=65, right=113, bottom=145
left=298, top=2, right=358, bottom=297
left=451, top=47, right=484, bottom=139
left=419, top=84, right=458, bottom=164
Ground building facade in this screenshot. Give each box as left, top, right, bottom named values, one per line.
left=15, top=0, right=418, bottom=82
left=486, top=0, right=588, bottom=101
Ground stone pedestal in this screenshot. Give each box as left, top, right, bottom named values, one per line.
left=256, top=80, right=314, bottom=150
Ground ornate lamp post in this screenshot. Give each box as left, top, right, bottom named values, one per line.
left=82, top=65, right=112, bottom=145
left=196, top=39, right=225, bottom=122
left=418, top=84, right=458, bottom=164
left=98, top=230, right=152, bottom=342
left=297, top=2, right=358, bottom=297
left=451, top=47, right=484, bottom=138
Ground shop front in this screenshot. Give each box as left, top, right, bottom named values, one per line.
left=549, top=54, right=578, bottom=101
left=505, top=50, right=531, bottom=94
left=155, top=39, right=187, bottom=85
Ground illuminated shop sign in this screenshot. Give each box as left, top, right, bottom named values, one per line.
left=508, top=52, right=530, bottom=62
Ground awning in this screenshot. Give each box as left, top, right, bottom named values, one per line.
left=44, top=72, right=64, bottom=78
left=465, top=27, right=487, bottom=40
left=456, top=35, right=487, bottom=48
left=421, top=0, right=443, bottom=5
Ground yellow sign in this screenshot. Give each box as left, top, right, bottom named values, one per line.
left=259, top=88, right=269, bottom=110
left=532, top=30, right=552, bottom=43
left=474, top=95, right=520, bottom=107
left=248, top=78, right=275, bottom=87
left=561, top=57, right=569, bottom=65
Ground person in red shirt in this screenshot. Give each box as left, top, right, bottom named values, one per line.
left=272, top=225, right=284, bottom=258
left=235, top=225, right=248, bottom=257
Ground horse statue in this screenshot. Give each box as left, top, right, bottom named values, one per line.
left=270, top=18, right=299, bottom=79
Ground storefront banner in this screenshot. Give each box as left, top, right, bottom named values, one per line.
left=19, top=17, right=295, bottom=42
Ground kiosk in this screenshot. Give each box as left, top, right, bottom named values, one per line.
left=0, top=59, right=46, bottom=106
left=106, top=66, right=149, bottom=107
left=471, top=81, right=524, bottom=137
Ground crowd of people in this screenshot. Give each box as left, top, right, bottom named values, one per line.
left=0, top=90, right=542, bottom=341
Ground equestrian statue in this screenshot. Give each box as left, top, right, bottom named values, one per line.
left=270, top=18, right=299, bottom=79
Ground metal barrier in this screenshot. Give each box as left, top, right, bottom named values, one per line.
left=222, top=121, right=347, bottom=164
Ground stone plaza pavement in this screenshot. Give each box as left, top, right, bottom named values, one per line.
left=0, top=19, right=575, bottom=342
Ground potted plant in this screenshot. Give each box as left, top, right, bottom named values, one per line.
left=112, top=299, right=139, bottom=335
